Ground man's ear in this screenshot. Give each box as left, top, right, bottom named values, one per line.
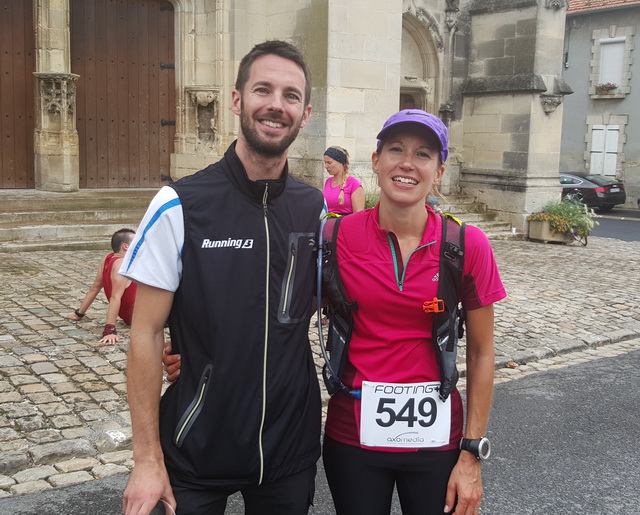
left=231, top=89, right=241, bottom=116
left=298, top=104, right=312, bottom=129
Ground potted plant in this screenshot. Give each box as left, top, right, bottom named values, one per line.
left=595, top=82, right=618, bottom=95
left=527, top=198, right=597, bottom=245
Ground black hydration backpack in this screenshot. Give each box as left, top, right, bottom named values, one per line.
left=316, top=213, right=465, bottom=401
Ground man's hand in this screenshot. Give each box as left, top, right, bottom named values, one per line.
left=123, top=459, right=176, bottom=515
left=163, top=340, right=181, bottom=382
left=64, top=312, right=83, bottom=321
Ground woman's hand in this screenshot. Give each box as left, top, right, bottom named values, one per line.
left=444, top=452, right=483, bottom=514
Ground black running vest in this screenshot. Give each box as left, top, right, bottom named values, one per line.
left=159, top=143, right=323, bottom=487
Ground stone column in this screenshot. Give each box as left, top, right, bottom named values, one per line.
left=33, top=0, right=79, bottom=192
left=299, top=0, right=404, bottom=188
left=33, top=73, right=80, bottom=192
left=460, top=0, right=570, bottom=231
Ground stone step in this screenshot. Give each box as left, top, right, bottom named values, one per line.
left=437, top=195, right=519, bottom=239
left=0, top=222, right=145, bottom=243
left=0, top=209, right=147, bottom=227
left=445, top=210, right=499, bottom=223
left=0, top=189, right=519, bottom=252
left=0, top=189, right=157, bottom=252
left=0, top=237, right=111, bottom=253
left=0, top=188, right=158, bottom=212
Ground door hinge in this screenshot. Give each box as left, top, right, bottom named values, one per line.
left=161, top=119, right=176, bottom=126
left=160, top=62, right=175, bottom=70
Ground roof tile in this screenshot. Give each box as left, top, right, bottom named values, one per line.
left=568, top=0, right=640, bottom=14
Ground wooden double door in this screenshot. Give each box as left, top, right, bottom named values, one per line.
left=0, top=0, right=35, bottom=189
left=72, top=0, right=176, bottom=188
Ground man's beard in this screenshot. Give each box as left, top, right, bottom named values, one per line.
left=240, top=109, right=302, bottom=157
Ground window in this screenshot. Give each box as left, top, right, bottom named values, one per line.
left=589, top=125, right=619, bottom=176
left=599, top=39, right=624, bottom=86
left=560, top=175, right=581, bottom=185
left=589, top=26, right=635, bottom=97
left=585, top=115, right=628, bottom=178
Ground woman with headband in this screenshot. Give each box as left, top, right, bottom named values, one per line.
left=323, top=146, right=365, bottom=215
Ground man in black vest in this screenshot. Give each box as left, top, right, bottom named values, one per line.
left=122, top=41, right=324, bottom=515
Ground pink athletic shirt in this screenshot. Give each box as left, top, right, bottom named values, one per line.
left=324, top=204, right=507, bottom=452
left=323, top=175, right=362, bottom=215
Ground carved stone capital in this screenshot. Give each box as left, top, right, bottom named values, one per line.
left=33, top=72, right=80, bottom=132
left=540, top=94, right=562, bottom=114
left=439, top=101, right=455, bottom=126
left=545, top=0, right=566, bottom=10
left=445, top=0, right=460, bottom=13
left=186, top=87, right=219, bottom=107
left=184, top=87, right=220, bottom=154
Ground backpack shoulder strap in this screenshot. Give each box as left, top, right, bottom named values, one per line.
left=432, top=213, right=466, bottom=401
left=440, top=213, right=465, bottom=285
left=322, top=216, right=357, bottom=316
left=319, top=215, right=360, bottom=398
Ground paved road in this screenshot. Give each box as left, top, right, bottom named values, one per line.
left=591, top=207, right=640, bottom=241
left=1, top=340, right=638, bottom=514
left=481, top=344, right=640, bottom=515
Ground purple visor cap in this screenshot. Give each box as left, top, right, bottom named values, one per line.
left=376, top=109, right=449, bottom=163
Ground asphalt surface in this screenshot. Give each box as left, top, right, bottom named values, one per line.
left=481, top=346, right=640, bottom=515
left=1, top=230, right=639, bottom=512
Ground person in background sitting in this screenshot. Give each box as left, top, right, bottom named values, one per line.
left=64, top=228, right=137, bottom=345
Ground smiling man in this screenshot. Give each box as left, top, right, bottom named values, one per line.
left=121, top=41, right=325, bottom=515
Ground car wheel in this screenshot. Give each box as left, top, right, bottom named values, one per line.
left=597, top=205, right=614, bottom=212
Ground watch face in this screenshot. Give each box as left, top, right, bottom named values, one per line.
left=478, top=438, right=491, bottom=460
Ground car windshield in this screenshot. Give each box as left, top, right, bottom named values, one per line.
left=585, top=174, right=619, bottom=186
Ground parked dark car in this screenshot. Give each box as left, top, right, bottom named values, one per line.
left=559, top=173, right=626, bottom=212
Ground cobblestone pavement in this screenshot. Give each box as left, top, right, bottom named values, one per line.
left=0, top=236, right=639, bottom=498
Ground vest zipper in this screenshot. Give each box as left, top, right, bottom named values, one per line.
left=281, top=242, right=296, bottom=314
left=174, top=364, right=213, bottom=447
left=258, top=184, right=270, bottom=485
left=386, top=233, right=436, bottom=292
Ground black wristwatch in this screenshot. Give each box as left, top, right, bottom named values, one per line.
left=460, top=437, right=491, bottom=461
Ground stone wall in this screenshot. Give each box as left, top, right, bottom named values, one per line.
left=27, top=0, right=581, bottom=228
left=460, top=0, right=570, bottom=231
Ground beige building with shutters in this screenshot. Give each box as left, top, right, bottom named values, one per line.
left=1, top=0, right=576, bottom=232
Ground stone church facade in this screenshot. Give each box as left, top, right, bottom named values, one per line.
left=1, top=0, right=571, bottom=231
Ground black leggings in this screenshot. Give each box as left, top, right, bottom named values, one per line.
left=322, top=435, right=459, bottom=515
left=170, top=465, right=316, bottom=515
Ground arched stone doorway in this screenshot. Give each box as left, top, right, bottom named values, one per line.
left=70, top=0, right=176, bottom=188
left=400, top=13, right=442, bottom=115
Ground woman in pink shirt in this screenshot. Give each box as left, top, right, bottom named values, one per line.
left=323, top=146, right=365, bottom=215
left=322, top=110, right=506, bottom=515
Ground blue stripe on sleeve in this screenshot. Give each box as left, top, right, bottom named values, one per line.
left=124, top=197, right=181, bottom=273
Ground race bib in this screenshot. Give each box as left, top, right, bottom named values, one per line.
left=360, top=381, right=451, bottom=448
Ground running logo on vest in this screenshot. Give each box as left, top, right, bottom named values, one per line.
left=201, top=238, right=254, bottom=249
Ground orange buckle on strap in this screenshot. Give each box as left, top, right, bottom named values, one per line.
left=423, top=297, right=445, bottom=313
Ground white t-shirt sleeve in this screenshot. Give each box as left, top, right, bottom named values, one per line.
left=119, top=186, right=184, bottom=292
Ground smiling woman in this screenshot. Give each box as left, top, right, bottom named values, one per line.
left=321, top=109, right=507, bottom=515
